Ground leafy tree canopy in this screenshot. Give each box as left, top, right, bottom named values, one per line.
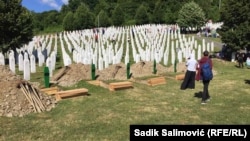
left=0, top=0, right=33, bottom=54
left=219, top=0, right=250, bottom=51
left=176, top=1, right=206, bottom=29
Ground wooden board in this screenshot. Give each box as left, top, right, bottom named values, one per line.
left=175, top=74, right=185, bottom=80
left=109, top=81, right=133, bottom=91
left=40, top=87, right=59, bottom=95
left=51, top=66, right=69, bottom=81
left=147, top=76, right=166, bottom=86
left=87, top=80, right=101, bottom=86
left=55, top=88, right=88, bottom=101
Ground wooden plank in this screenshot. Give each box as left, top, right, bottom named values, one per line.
left=40, top=87, right=59, bottom=95
left=175, top=74, right=185, bottom=80
left=55, top=88, right=88, bottom=101
left=109, top=81, right=133, bottom=91
left=147, top=77, right=166, bottom=86
left=87, top=80, right=101, bottom=86
left=51, top=66, right=69, bottom=81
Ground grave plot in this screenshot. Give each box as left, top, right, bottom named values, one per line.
left=0, top=65, right=56, bottom=117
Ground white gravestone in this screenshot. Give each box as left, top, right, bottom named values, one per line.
left=46, top=57, right=53, bottom=77
left=23, top=58, right=30, bottom=80
left=9, top=51, right=15, bottom=73
left=30, top=55, right=36, bottom=73
left=0, top=52, right=5, bottom=65
left=18, top=53, right=24, bottom=71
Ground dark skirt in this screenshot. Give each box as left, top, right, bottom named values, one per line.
left=180, top=70, right=196, bottom=90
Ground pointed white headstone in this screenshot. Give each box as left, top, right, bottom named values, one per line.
left=18, top=53, right=24, bottom=71
left=30, top=55, right=36, bottom=73
left=23, top=58, right=30, bottom=80
left=0, top=52, right=5, bottom=65
left=9, top=51, right=15, bottom=73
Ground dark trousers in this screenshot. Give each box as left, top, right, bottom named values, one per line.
left=202, top=80, right=210, bottom=101
left=239, top=61, right=244, bottom=68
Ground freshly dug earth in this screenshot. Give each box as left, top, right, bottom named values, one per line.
left=0, top=61, right=187, bottom=117
left=54, top=61, right=187, bottom=86
left=0, top=65, right=56, bottom=117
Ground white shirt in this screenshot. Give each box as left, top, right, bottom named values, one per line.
left=186, top=57, right=198, bottom=72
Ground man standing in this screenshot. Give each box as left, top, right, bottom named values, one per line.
left=196, top=50, right=213, bottom=104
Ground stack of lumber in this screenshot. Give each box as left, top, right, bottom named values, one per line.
left=147, top=76, right=166, bottom=86
left=109, top=81, right=133, bottom=91
left=55, top=88, right=88, bottom=101
left=18, top=82, right=46, bottom=113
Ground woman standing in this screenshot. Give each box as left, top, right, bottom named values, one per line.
left=180, top=54, right=198, bottom=90
left=196, top=50, right=213, bottom=104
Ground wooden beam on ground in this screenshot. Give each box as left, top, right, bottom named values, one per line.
left=87, top=80, right=101, bottom=86
left=176, top=74, right=185, bottom=80
left=51, top=66, right=69, bottom=81
left=147, top=76, right=166, bottom=86
left=55, top=88, right=88, bottom=101
left=40, top=87, right=59, bottom=95
left=109, top=81, right=133, bottom=91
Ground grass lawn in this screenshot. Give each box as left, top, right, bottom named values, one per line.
left=1, top=58, right=250, bottom=141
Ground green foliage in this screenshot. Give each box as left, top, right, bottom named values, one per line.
left=63, top=11, right=75, bottom=31
left=0, top=0, right=33, bottom=53
left=177, top=1, right=206, bottom=28
left=219, top=0, right=250, bottom=51
left=44, top=11, right=61, bottom=27
left=27, top=0, right=223, bottom=32
left=135, top=4, right=149, bottom=25
left=96, top=10, right=111, bottom=27
left=93, top=0, right=109, bottom=15
left=74, top=4, right=92, bottom=30
left=112, top=4, right=124, bottom=26
left=151, top=0, right=165, bottom=24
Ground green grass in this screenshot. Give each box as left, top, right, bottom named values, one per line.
left=1, top=58, right=250, bottom=141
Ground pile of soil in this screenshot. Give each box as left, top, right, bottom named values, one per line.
left=54, top=61, right=187, bottom=87
left=0, top=65, right=56, bottom=117
left=0, top=61, right=187, bottom=117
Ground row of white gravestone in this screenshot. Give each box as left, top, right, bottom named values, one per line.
left=59, top=24, right=215, bottom=71
left=3, top=47, right=56, bottom=81
left=55, top=24, right=215, bottom=73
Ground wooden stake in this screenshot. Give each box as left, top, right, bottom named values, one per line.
left=25, top=84, right=41, bottom=113
left=20, top=84, right=37, bottom=113
left=31, top=85, right=46, bottom=111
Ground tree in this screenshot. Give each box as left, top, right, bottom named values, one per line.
left=0, top=0, right=33, bottom=54
left=112, top=4, right=124, bottom=26
left=96, top=10, right=111, bottom=27
left=151, top=0, right=165, bottom=24
left=134, top=4, right=149, bottom=25
left=219, top=0, right=250, bottom=51
left=63, top=11, right=75, bottom=31
left=74, top=4, right=95, bottom=30
left=176, top=1, right=206, bottom=30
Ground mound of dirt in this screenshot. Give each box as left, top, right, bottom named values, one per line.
left=54, top=61, right=187, bottom=87
left=0, top=65, right=56, bottom=117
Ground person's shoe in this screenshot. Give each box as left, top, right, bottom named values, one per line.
left=201, top=101, right=207, bottom=105
left=206, top=98, right=210, bottom=102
